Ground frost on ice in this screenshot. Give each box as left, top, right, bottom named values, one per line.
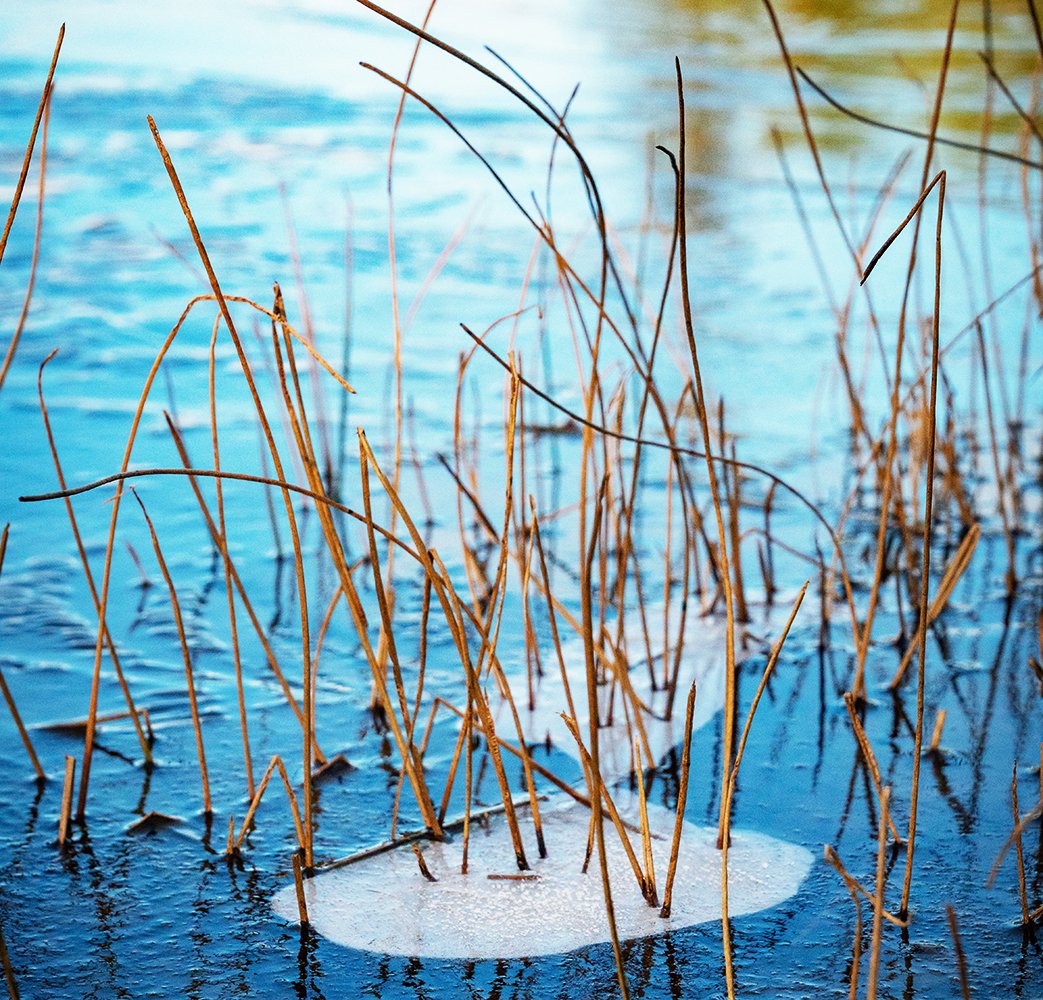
left=271, top=796, right=812, bottom=959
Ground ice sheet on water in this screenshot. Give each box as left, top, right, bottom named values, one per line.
left=271, top=796, right=812, bottom=959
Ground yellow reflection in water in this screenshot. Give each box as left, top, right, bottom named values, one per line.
left=617, top=0, right=1041, bottom=168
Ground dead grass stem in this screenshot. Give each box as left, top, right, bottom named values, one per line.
left=132, top=491, right=211, bottom=815
left=37, top=354, right=152, bottom=765
left=57, top=755, right=75, bottom=846
left=0, top=80, right=51, bottom=396
left=0, top=23, right=62, bottom=269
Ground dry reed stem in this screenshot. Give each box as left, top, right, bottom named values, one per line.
left=416, top=562, right=475, bottom=843
left=866, top=786, right=891, bottom=1000
left=721, top=414, right=750, bottom=625
left=59, top=296, right=268, bottom=820
left=822, top=846, right=908, bottom=929
left=0, top=920, right=18, bottom=1000
left=385, top=0, right=440, bottom=543
left=760, top=4, right=870, bottom=285
left=560, top=713, right=648, bottom=898
left=973, top=321, right=1018, bottom=591
left=617, top=163, right=686, bottom=699
left=721, top=583, right=807, bottom=998
left=484, top=643, right=548, bottom=855
left=450, top=350, right=488, bottom=612
left=0, top=23, right=62, bottom=268
left=842, top=693, right=903, bottom=844
left=207, top=324, right=254, bottom=797
left=927, top=709, right=947, bottom=754
left=851, top=0, right=957, bottom=702
left=945, top=904, right=971, bottom=1000
left=1012, top=762, right=1030, bottom=924
left=660, top=681, right=696, bottom=918
left=669, top=59, right=738, bottom=852
left=980, top=50, right=1043, bottom=146
left=279, top=192, right=334, bottom=492
left=888, top=523, right=980, bottom=688
left=57, top=755, right=75, bottom=846
left=225, top=815, right=235, bottom=856
left=133, top=492, right=211, bottom=815
left=390, top=574, right=433, bottom=837
left=359, top=443, right=416, bottom=749
left=361, top=430, right=530, bottom=850
left=987, top=797, right=1043, bottom=887
left=822, top=847, right=864, bottom=999
left=234, top=755, right=305, bottom=853
left=460, top=705, right=473, bottom=875
left=392, top=693, right=437, bottom=836
left=859, top=161, right=947, bottom=917
left=769, top=126, right=839, bottom=318
left=412, top=842, right=438, bottom=882
left=519, top=508, right=541, bottom=712
left=95, top=145, right=278, bottom=824
left=35, top=461, right=410, bottom=566
left=634, top=744, right=658, bottom=906
left=764, top=0, right=903, bottom=411
left=269, top=286, right=329, bottom=868
left=0, top=527, right=45, bottom=781
left=148, top=121, right=330, bottom=858
left=434, top=697, right=591, bottom=808
left=437, top=705, right=470, bottom=826
left=163, top=425, right=318, bottom=754
left=897, top=170, right=947, bottom=918
left=292, top=853, right=309, bottom=925
left=578, top=476, right=629, bottom=999
left=0, top=79, right=51, bottom=396
left=468, top=367, right=547, bottom=856
left=37, top=354, right=152, bottom=764
left=801, top=47, right=1043, bottom=173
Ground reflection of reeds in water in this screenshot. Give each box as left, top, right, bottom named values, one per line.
left=2, top=1, right=1042, bottom=997
left=0, top=525, right=45, bottom=782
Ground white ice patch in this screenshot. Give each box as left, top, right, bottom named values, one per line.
left=272, top=797, right=812, bottom=959
left=272, top=600, right=814, bottom=957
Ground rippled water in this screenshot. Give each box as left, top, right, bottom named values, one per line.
left=1, top=1, right=1041, bottom=997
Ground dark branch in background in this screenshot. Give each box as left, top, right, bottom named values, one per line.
left=796, top=66, right=1043, bottom=172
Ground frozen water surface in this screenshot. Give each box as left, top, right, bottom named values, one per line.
left=272, top=797, right=812, bottom=959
